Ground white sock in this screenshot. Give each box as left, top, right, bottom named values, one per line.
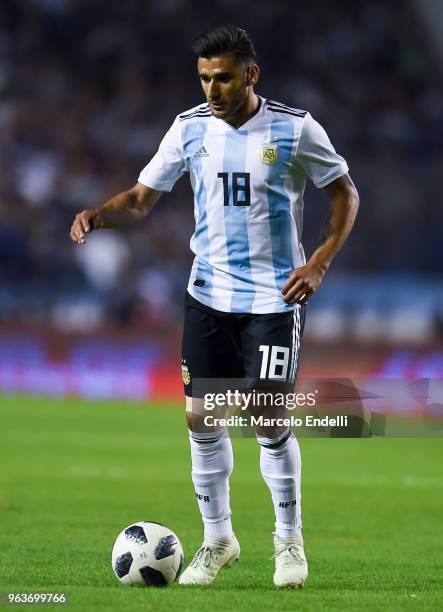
left=257, top=429, right=302, bottom=539
left=189, top=430, right=234, bottom=541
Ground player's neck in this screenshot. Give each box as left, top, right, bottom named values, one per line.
left=225, top=92, right=260, bottom=129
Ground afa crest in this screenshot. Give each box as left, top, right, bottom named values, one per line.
left=261, top=145, right=278, bottom=165
left=181, top=364, right=190, bottom=385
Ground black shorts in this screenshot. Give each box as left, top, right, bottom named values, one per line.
left=181, top=292, right=306, bottom=397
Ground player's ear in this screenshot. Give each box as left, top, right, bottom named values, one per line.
left=246, top=64, right=259, bottom=86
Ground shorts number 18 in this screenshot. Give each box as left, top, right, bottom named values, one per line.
left=259, top=345, right=290, bottom=380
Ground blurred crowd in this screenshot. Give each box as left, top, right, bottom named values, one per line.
left=1, top=0, right=442, bottom=331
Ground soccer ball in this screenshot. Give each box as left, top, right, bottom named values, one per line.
left=111, top=521, right=184, bottom=587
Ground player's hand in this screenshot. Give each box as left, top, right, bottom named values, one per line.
left=70, top=209, right=102, bottom=245
left=282, top=261, right=327, bottom=305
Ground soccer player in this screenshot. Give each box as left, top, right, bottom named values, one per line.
left=70, top=25, right=359, bottom=588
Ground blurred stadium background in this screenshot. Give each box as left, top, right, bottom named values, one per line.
left=1, top=0, right=443, bottom=404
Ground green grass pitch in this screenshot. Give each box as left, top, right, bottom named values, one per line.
left=0, top=396, right=442, bottom=611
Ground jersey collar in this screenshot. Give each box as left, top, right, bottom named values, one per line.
left=215, top=95, right=267, bottom=131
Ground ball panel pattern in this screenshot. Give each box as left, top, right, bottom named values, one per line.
left=114, top=551, right=133, bottom=578
left=154, top=535, right=178, bottom=560
left=124, top=525, right=148, bottom=545
left=139, top=565, right=168, bottom=587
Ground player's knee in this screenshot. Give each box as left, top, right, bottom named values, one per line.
left=185, top=396, right=204, bottom=431
left=185, top=395, right=229, bottom=434
left=186, top=410, right=215, bottom=434
left=255, top=423, right=291, bottom=442
left=185, top=410, right=194, bottom=430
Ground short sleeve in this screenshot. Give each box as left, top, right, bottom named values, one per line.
left=138, top=117, right=186, bottom=192
left=293, top=113, right=349, bottom=188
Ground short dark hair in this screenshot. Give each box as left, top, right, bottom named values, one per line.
left=193, top=25, right=257, bottom=64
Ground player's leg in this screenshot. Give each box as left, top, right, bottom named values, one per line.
left=241, top=305, right=308, bottom=587
left=259, top=430, right=307, bottom=588
left=179, top=293, right=241, bottom=585
left=185, top=396, right=233, bottom=541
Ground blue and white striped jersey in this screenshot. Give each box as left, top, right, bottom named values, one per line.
left=138, top=97, right=348, bottom=314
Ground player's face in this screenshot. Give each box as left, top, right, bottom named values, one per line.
left=198, top=54, right=255, bottom=120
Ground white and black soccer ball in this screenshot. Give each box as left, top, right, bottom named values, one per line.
left=111, top=521, right=184, bottom=587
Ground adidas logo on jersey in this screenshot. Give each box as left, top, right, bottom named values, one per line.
left=193, top=146, right=209, bottom=158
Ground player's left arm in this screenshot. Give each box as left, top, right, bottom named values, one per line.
left=282, top=173, right=359, bottom=304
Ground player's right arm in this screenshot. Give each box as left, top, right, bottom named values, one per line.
left=70, top=114, right=185, bottom=245
left=70, top=183, right=163, bottom=245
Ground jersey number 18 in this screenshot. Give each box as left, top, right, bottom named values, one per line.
left=217, top=172, right=251, bottom=206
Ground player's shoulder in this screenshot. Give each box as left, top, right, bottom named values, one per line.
left=177, top=102, right=212, bottom=122
left=265, top=99, right=308, bottom=121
